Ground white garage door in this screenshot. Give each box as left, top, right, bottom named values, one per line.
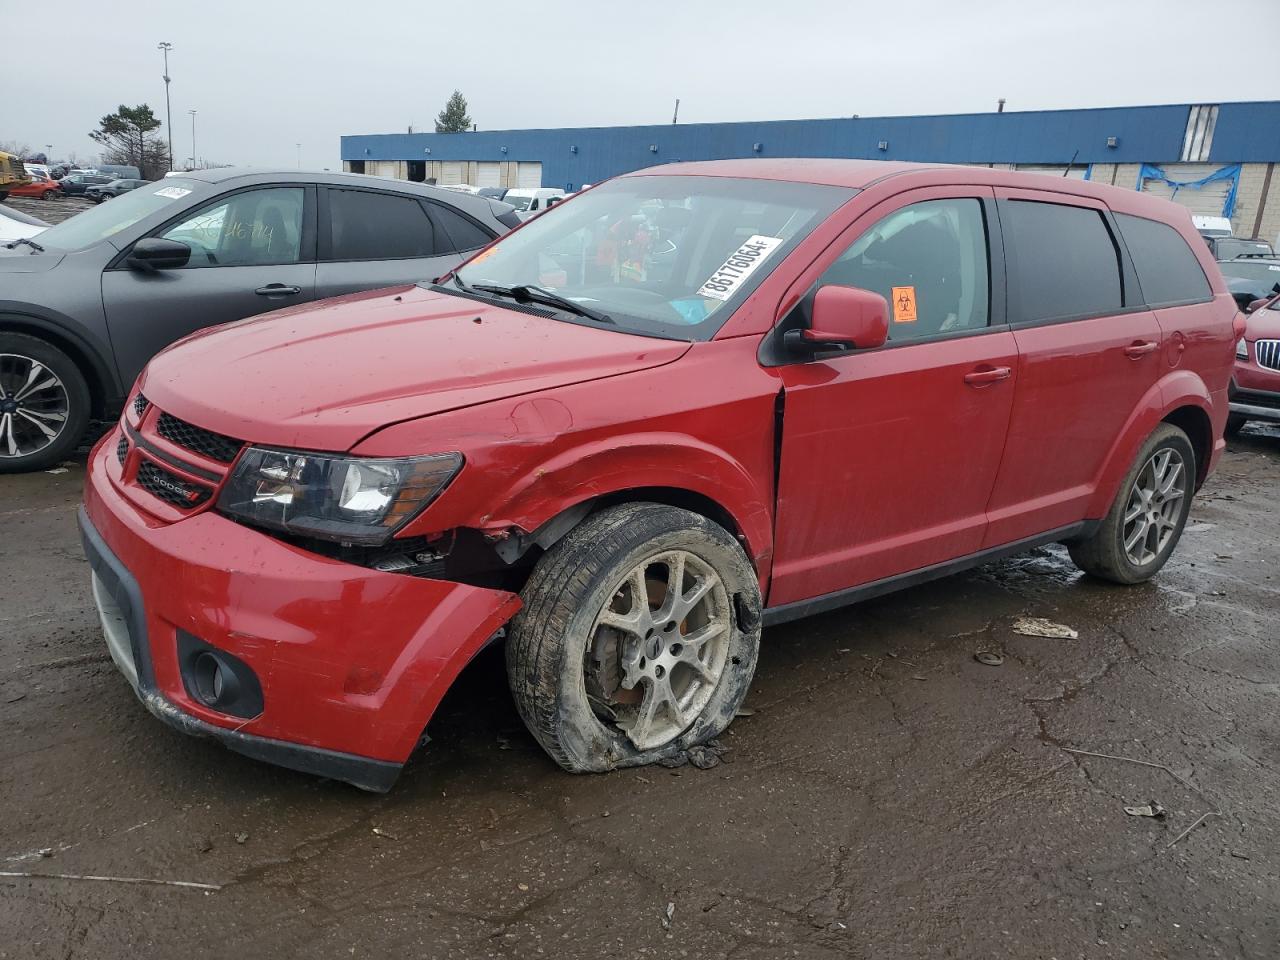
left=370, top=161, right=399, bottom=179
left=440, top=162, right=465, bottom=186
left=1014, top=164, right=1089, bottom=180
left=1141, top=163, right=1234, bottom=218
left=475, top=162, right=501, bottom=188
left=517, top=162, right=542, bottom=188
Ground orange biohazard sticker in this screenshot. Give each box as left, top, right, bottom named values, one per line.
left=892, top=286, right=917, bottom=324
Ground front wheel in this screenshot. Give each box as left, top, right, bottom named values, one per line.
left=0, top=333, right=91, bottom=473
left=1225, top=414, right=1247, bottom=438
left=506, top=503, right=761, bottom=773
left=42, top=190, right=56, bottom=201
left=1068, top=424, right=1195, bottom=584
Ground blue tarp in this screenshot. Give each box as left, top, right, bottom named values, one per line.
left=1136, top=163, right=1241, bottom=218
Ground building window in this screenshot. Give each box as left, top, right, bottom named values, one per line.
left=1181, top=105, right=1219, bottom=163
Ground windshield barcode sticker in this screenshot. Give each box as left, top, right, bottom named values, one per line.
left=697, top=235, right=784, bottom=301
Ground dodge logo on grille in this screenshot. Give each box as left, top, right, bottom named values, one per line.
left=151, top=474, right=203, bottom=503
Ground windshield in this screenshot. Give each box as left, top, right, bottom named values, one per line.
left=453, top=175, right=853, bottom=340
left=1217, top=239, right=1274, bottom=260
left=33, top=178, right=202, bottom=251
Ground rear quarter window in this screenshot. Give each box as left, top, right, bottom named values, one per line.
left=1116, top=214, right=1213, bottom=307
left=1002, top=200, right=1123, bottom=323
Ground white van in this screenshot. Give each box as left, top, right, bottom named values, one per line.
left=504, top=187, right=566, bottom=219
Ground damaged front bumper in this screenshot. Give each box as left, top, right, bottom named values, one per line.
left=81, top=437, right=522, bottom=792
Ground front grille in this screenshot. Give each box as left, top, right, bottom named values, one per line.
left=156, top=413, right=242, bottom=463
left=116, top=436, right=128, bottom=465
left=136, top=460, right=212, bottom=509
left=132, top=394, right=148, bottom=417
left=1255, top=339, right=1280, bottom=372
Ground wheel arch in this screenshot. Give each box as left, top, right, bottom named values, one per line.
left=0, top=312, right=118, bottom=419
left=1084, top=373, right=1218, bottom=517
left=1161, top=403, right=1213, bottom=488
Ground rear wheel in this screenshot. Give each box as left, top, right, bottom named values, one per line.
left=1068, top=424, right=1195, bottom=584
left=506, top=503, right=761, bottom=772
left=0, top=333, right=90, bottom=473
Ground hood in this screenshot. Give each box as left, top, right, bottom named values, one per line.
left=0, top=249, right=63, bottom=272
left=1246, top=303, right=1280, bottom=341
left=141, top=284, right=690, bottom=451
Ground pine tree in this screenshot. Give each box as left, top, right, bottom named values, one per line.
left=435, top=91, right=473, bottom=133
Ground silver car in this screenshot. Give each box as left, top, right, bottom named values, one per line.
left=0, top=169, right=517, bottom=471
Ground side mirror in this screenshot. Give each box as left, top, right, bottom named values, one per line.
left=127, top=237, right=191, bottom=272
left=787, top=284, right=889, bottom=354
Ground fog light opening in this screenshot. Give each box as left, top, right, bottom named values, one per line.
left=192, top=651, right=239, bottom=707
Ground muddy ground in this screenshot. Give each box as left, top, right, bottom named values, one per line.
left=2, top=426, right=1278, bottom=959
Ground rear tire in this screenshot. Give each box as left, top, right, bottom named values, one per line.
left=506, top=503, right=761, bottom=773
left=1225, top=414, right=1246, bottom=437
left=1068, top=424, right=1195, bottom=584
left=0, top=333, right=91, bottom=473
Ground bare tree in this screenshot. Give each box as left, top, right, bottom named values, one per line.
left=0, top=140, right=32, bottom=158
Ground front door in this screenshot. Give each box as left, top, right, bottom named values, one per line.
left=981, top=189, right=1162, bottom=547
left=102, top=185, right=317, bottom=388
left=770, top=187, right=1018, bottom=606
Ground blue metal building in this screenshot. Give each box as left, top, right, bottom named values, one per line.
left=341, top=101, right=1280, bottom=239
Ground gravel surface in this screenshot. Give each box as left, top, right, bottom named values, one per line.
left=1, top=426, right=1277, bottom=959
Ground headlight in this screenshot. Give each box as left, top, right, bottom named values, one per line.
left=217, top=448, right=462, bottom=544
left=1236, top=338, right=1249, bottom=360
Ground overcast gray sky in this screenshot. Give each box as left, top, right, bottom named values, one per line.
left=8, top=0, right=1278, bottom=170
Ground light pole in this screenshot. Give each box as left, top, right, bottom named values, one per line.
left=296, top=143, right=301, bottom=169
left=158, top=42, right=174, bottom=171
left=45, top=144, right=52, bottom=162
left=189, top=109, right=197, bottom=169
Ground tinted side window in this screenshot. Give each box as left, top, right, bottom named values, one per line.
left=328, top=190, right=436, bottom=261
left=1115, top=213, right=1212, bottom=307
left=819, top=198, right=990, bottom=342
left=428, top=203, right=494, bottom=252
left=1003, top=200, right=1122, bottom=323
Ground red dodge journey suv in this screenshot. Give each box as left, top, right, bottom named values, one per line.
left=80, top=160, right=1241, bottom=790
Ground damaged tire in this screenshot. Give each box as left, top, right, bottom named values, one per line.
left=506, top=502, right=761, bottom=773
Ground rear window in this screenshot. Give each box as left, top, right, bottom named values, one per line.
left=328, top=189, right=436, bottom=261
left=428, top=203, right=494, bottom=251
left=1002, top=200, right=1123, bottom=323
left=1116, top=214, right=1213, bottom=307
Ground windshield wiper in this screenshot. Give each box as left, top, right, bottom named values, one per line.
left=5, top=237, right=44, bottom=253
left=470, top=282, right=614, bottom=324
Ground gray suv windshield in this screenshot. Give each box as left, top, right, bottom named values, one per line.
left=34, top=179, right=203, bottom=251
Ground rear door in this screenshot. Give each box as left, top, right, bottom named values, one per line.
left=102, top=184, right=317, bottom=387
left=314, top=187, right=496, bottom=298
left=770, top=186, right=1019, bottom=604
left=982, top=188, right=1162, bottom=547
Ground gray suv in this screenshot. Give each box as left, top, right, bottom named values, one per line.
left=0, top=169, right=518, bottom=471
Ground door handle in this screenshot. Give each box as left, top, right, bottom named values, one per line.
left=963, top=365, right=1012, bottom=386
left=1125, top=340, right=1159, bottom=359
left=255, top=284, right=302, bottom=297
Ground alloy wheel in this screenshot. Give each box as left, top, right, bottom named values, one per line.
left=0, top=353, right=70, bottom=460
left=585, top=550, right=731, bottom=750
left=1122, top=448, right=1186, bottom=566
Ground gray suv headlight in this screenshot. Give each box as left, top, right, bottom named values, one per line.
left=217, top=448, right=462, bottom=545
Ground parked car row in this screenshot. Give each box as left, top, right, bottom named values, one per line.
left=62, top=159, right=1245, bottom=791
